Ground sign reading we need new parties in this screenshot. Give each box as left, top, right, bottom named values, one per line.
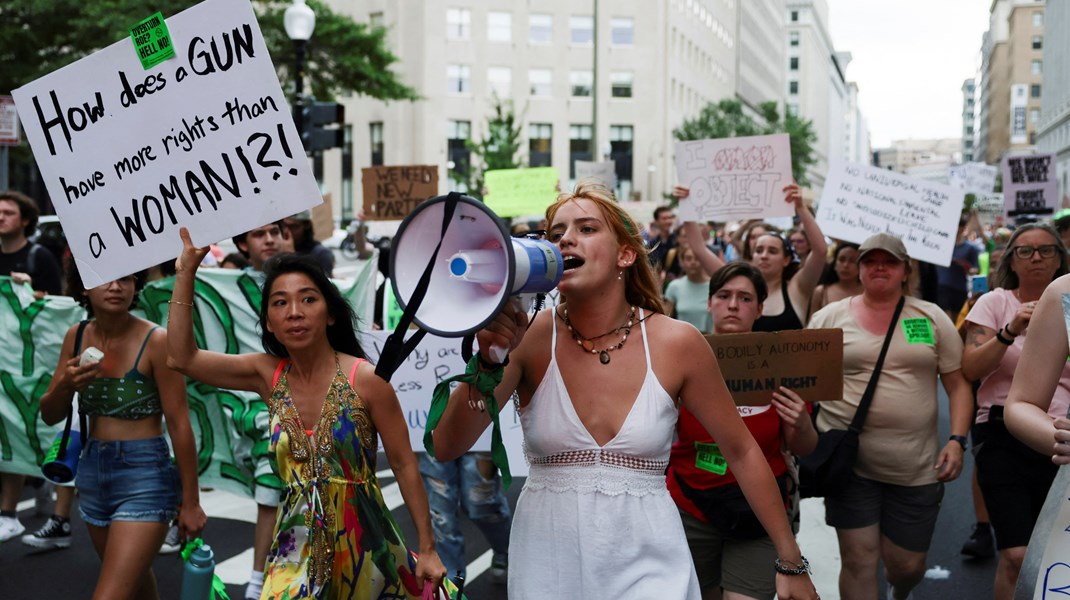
left=12, top=0, right=320, bottom=288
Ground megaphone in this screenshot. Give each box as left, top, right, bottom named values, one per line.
left=374, top=192, right=562, bottom=381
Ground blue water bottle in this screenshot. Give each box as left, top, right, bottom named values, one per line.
left=181, top=543, right=216, bottom=600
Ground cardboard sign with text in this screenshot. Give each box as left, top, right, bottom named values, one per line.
left=706, top=329, right=844, bottom=406
left=361, top=165, right=439, bottom=221
left=311, top=193, right=333, bottom=241
left=948, top=162, right=998, bottom=194
left=575, top=160, right=617, bottom=190
left=484, top=167, right=559, bottom=217
left=674, top=133, right=793, bottom=222
left=973, top=192, right=1005, bottom=224
left=11, top=0, right=321, bottom=288
left=816, top=160, right=965, bottom=267
left=1003, top=153, right=1057, bottom=216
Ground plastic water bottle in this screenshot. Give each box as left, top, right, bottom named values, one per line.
left=180, top=544, right=216, bottom=600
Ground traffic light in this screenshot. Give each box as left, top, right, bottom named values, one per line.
left=300, top=101, right=345, bottom=152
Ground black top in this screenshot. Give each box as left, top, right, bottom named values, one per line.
left=0, top=243, right=63, bottom=295
left=752, top=280, right=804, bottom=332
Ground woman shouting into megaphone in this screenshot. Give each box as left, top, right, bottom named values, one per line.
left=429, top=181, right=820, bottom=600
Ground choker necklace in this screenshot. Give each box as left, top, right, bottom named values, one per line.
left=563, top=306, right=636, bottom=364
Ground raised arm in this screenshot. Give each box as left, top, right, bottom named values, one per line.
left=787, top=184, right=827, bottom=301
left=674, top=187, right=727, bottom=275
left=38, top=325, right=101, bottom=425
left=166, top=227, right=274, bottom=396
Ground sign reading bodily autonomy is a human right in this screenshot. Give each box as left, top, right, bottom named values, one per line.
left=12, top=0, right=320, bottom=288
left=815, top=160, right=965, bottom=267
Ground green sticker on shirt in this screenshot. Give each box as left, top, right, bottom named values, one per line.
left=902, top=318, right=934, bottom=344
left=129, top=12, right=175, bottom=70
left=695, top=442, right=727, bottom=475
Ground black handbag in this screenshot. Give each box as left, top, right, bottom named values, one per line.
left=799, top=296, right=904, bottom=499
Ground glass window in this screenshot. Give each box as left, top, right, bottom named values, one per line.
left=789, top=32, right=799, bottom=46
left=1033, top=35, right=1043, bottom=50
left=790, top=57, right=799, bottom=70
left=447, top=8, right=470, bottom=40
left=487, top=67, right=511, bottom=98
left=487, top=11, right=512, bottom=43
left=789, top=80, right=799, bottom=94
left=529, top=69, right=552, bottom=96
left=529, top=123, right=552, bottom=167
left=609, top=125, right=634, bottom=198
left=447, top=120, right=471, bottom=186
left=569, top=124, right=593, bottom=179
left=1030, top=108, right=1040, bottom=123
left=447, top=64, right=470, bottom=94
left=1033, top=12, right=1043, bottom=27
left=790, top=10, right=799, bottom=22
left=369, top=122, right=383, bottom=166
left=611, top=72, right=633, bottom=98
left=611, top=18, right=634, bottom=45
left=1031, top=84, right=1042, bottom=98
left=571, top=15, right=593, bottom=44
left=529, top=14, right=552, bottom=43
left=1032, top=60, right=1042, bottom=75
left=570, top=71, right=593, bottom=97
left=369, top=12, right=384, bottom=29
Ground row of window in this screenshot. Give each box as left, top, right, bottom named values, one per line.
left=446, top=9, right=634, bottom=45
left=447, top=66, right=633, bottom=98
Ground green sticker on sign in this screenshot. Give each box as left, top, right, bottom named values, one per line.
left=129, top=12, right=175, bottom=69
left=902, top=318, right=934, bottom=344
left=695, top=442, right=728, bottom=475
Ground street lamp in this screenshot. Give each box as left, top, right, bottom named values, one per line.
left=285, top=0, right=316, bottom=148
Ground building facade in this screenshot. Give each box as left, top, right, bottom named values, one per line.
left=1036, top=0, right=1069, bottom=205
left=961, top=78, right=976, bottom=163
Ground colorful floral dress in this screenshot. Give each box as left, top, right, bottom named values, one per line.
left=261, top=357, right=426, bottom=600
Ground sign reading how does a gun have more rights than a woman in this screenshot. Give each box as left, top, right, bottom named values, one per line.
left=12, top=0, right=321, bottom=288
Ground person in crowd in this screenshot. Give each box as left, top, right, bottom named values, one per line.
left=669, top=262, right=817, bottom=600
left=429, top=181, right=818, bottom=599
left=220, top=252, right=251, bottom=270
left=963, top=224, right=1069, bottom=599
left=664, top=245, right=712, bottom=332
left=233, top=222, right=287, bottom=273
left=419, top=452, right=511, bottom=585
left=808, top=232, right=972, bottom=600
left=169, top=229, right=446, bottom=598
left=647, top=205, right=681, bottom=282
left=282, top=211, right=334, bottom=277
left=676, top=184, right=827, bottom=333
left=789, top=228, right=812, bottom=265
left=0, top=190, right=66, bottom=543
left=936, top=216, right=980, bottom=321
left=1054, top=209, right=1070, bottom=251
left=37, top=263, right=206, bottom=599
left=809, top=242, right=862, bottom=318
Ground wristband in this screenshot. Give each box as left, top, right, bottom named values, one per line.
left=1004, top=323, right=1020, bottom=337
left=774, top=556, right=811, bottom=576
left=994, top=328, right=1014, bottom=345
left=949, top=435, right=968, bottom=450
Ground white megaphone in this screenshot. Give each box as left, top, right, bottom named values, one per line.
left=375, top=192, right=562, bottom=380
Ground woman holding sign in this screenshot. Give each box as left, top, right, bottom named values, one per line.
left=168, top=232, right=448, bottom=599
left=37, top=265, right=206, bottom=600
left=668, top=262, right=817, bottom=600
left=674, top=183, right=827, bottom=333
left=808, top=233, right=972, bottom=600
left=429, top=181, right=818, bottom=600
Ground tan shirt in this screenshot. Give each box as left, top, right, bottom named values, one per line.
left=809, top=296, right=962, bottom=486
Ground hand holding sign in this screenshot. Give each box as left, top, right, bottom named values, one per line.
left=176, top=227, right=210, bottom=274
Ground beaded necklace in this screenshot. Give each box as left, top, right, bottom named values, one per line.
left=562, top=305, right=636, bottom=364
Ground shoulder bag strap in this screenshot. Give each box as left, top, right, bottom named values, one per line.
left=59, top=320, right=90, bottom=458
left=848, top=295, right=906, bottom=433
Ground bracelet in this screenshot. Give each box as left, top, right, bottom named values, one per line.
left=774, top=556, right=811, bottom=576
left=949, top=434, right=968, bottom=450
left=994, top=327, right=1014, bottom=345
left=168, top=300, right=194, bottom=307
left=463, top=355, right=506, bottom=412
left=1004, top=323, right=1020, bottom=337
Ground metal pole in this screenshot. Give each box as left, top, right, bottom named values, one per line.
left=293, top=39, right=306, bottom=153
left=591, top=0, right=599, bottom=167
left=0, top=146, right=8, bottom=190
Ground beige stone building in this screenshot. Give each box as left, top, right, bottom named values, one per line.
left=1036, top=0, right=1069, bottom=203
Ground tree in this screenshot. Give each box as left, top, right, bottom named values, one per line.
left=450, top=96, right=524, bottom=201
left=674, top=99, right=818, bottom=188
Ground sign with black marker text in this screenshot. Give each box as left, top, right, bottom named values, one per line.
left=674, top=134, right=793, bottom=222
left=1003, top=153, right=1056, bottom=217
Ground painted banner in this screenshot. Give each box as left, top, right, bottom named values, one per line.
left=1003, top=153, right=1057, bottom=217
left=361, top=165, right=440, bottom=221
left=674, top=134, right=793, bottom=222
left=705, top=329, right=843, bottom=406
left=948, top=162, right=998, bottom=194
left=816, top=160, right=965, bottom=267
left=484, top=167, right=559, bottom=217
left=11, top=0, right=321, bottom=289
left=575, top=160, right=617, bottom=190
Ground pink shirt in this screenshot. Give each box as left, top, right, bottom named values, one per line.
left=966, top=287, right=1070, bottom=423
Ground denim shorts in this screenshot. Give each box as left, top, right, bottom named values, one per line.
left=77, top=436, right=180, bottom=527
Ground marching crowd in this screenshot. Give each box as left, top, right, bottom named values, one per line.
left=1, top=180, right=1069, bottom=600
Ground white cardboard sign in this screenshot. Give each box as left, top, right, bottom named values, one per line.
left=12, top=0, right=321, bottom=288
left=575, top=160, right=617, bottom=190
left=816, top=160, right=965, bottom=267
left=948, top=162, right=998, bottom=194
left=674, top=133, right=793, bottom=222
left=974, top=192, right=1005, bottom=223
left=1003, top=153, right=1057, bottom=217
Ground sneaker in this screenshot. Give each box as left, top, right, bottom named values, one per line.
left=961, top=522, right=995, bottom=559
left=0, top=515, right=25, bottom=542
left=490, top=552, right=508, bottom=584
left=34, top=482, right=55, bottom=517
left=21, top=517, right=71, bottom=549
left=159, top=523, right=181, bottom=555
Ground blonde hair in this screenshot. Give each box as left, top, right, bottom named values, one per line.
left=546, top=181, right=665, bottom=314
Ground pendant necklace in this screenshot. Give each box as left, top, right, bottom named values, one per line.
left=562, top=306, right=636, bottom=364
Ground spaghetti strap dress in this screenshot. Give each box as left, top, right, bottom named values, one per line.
left=260, top=356, right=425, bottom=599
left=509, top=309, right=702, bottom=599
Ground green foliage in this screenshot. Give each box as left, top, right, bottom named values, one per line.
left=0, top=0, right=417, bottom=102
left=451, top=96, right=524, bottom=200
left=674, top=99, right=818, bottom=188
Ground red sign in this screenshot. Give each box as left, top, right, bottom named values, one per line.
left=0, top=96, right=19, bottom=146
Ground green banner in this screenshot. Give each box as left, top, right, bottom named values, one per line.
left=0, top=262, right=377, bottom=500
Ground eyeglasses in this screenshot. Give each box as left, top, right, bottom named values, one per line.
left=1012, top=245, right=1060, bottom=259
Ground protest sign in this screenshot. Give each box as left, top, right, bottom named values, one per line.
left=575, top=160, right=617, bottom=190
left=816, top=160, right=965, bottom=266
left=948, top=162, right=998, bottom=194
left=311, top=192, right=333, bottom=241
left=674, top=134, right=793, bottom=222
left=973, top=192, right=1005, bottom=224
left=12, top=0, right=321, bottom=289
left=0, top=96, right=19, bottom=146
left=1003, top=153, right=1057, bottom=216
left=1017, top=464, right=1070, bottom=600
left=361, top=165, right=439, bottom=221
left=484, top=167, right=559, bottom=217
left=705, top=329, right=843, bottom=406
